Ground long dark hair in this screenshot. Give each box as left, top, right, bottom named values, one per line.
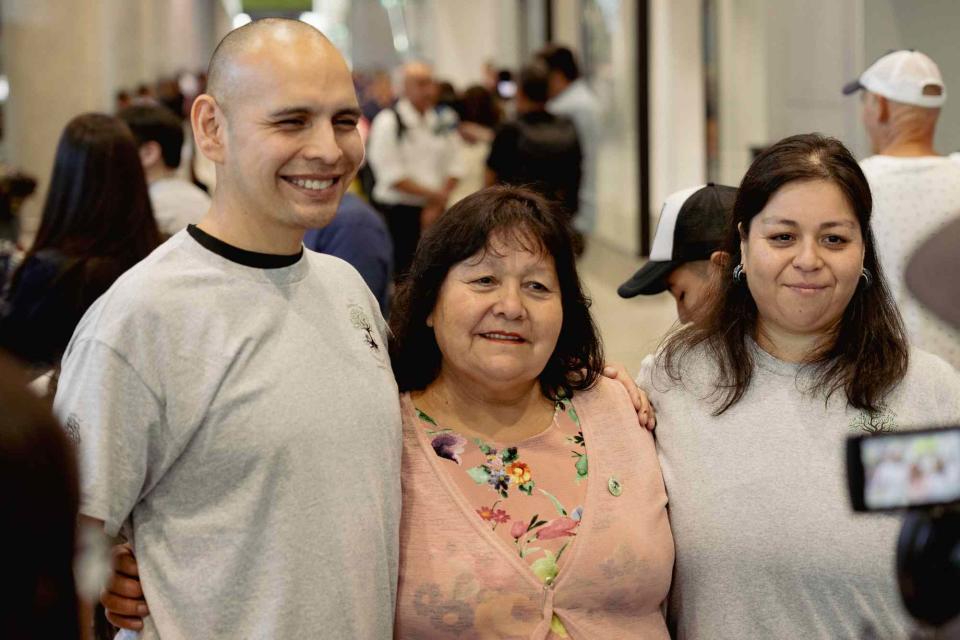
left=0, top=353, right=80, bottom=639
left=26, top=113, right=159, bottom=264
left=390, top=185, right=604, bottom=401
left=661, top=133, right=908, bottom=414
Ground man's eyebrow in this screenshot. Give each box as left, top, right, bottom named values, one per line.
left=267, top=106, right=313, bottom=119
left=266, top=106, right=362, bottom=119
left=334, top=106, right=362, bottom=118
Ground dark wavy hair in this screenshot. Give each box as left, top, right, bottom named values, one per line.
left=389, top=185, right=604, bottom=401
left=661, top=133, right=908, bottom=415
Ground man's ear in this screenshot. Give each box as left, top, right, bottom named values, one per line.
left=709, top=250, right=730, bottom=268
left=138, top=141, right=162, bottom=170
left=875, top=94, right=891, bottom=123
left=191, top=94, right=227, bottom=165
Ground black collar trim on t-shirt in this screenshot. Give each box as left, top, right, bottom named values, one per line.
left=187, top=225, right=302, bottom=269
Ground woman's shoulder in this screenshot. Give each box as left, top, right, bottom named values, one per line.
left=888, top=348, right=960, bottom=421
left=635, top=343, right=717, bottom=398
left=901, top=348, right=960, bottom=388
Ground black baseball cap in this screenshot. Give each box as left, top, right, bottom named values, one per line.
left=618, top=183, right=736, bottom=297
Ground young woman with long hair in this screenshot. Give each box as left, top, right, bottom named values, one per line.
left=642, top=133, right=960, bottom=638
left=0, top=113, right=160, bottom=371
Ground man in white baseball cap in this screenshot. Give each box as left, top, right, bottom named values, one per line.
left=844, top=49, right=960, bottom=370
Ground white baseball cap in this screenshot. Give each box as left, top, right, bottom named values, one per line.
left=618, top=183, right=736, bottom=297
left=843, top=49, right=946, bottom=108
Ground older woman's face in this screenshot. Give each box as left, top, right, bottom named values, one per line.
left=741, top=179, right=864, bottom=342
left=427, top=232, right=563, bottom=394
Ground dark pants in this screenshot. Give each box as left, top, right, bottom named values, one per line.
left=381, top=203, right=422, bottom=282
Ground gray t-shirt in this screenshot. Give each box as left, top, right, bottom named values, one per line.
left=54, top=230, right=402, bottom=639
left=638, top=344, right=960, bottom=639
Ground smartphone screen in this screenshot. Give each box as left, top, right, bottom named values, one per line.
left=848, top=427, right=960, bottom=511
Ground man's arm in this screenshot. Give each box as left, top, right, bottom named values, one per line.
left=55, top=337, right=169, bottom=631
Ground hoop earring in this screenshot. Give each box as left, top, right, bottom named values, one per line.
left=732, top=264, right=746, bottom=283
left=860, top=267, right=873, bottom=288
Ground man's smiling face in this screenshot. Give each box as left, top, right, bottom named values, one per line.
left=216, top=30, right=363, bottom=233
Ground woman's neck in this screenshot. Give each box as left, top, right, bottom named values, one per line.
left=755, top=320, right=834, bottom=364
left=413, top=372, right=555, bottom=443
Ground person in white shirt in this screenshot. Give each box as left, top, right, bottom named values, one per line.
left=538, top=45, right=601, bottom=239
left=367, top=62, right=465, bottom=279
left=843, top=49, right=960, bottom=370
left=119, top=104, right=211, bottom=237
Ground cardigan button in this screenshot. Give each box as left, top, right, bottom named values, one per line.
left=608, top=476, right=622, bottom=497
left=544, top=575, right=555, bottom=586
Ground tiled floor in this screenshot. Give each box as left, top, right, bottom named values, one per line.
left=577, top=236, right=679, bottom=375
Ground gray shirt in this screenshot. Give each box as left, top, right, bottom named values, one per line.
left=55, top=230, right=402, bottom=639
left=638, top=344, right=960, bottom=639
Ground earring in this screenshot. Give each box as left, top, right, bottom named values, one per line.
left=860, top=267, right=873, bottom=288
left=732, top=264, right=746, bottom=283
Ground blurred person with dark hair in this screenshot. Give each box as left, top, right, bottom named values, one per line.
left=435, top=79, right=458, bottom=112
left=844, top=50, right=960, bottom=370
left=536, top=45, right=600, bottom=239
left=448, top=85, right=500, bottom=205
left=133, top=83, right=153, bottom=104
left=114, top=90, right=132, bottom=112
left=639, top=134, right=960, bottom=638
left=0, top=164, right=37, bottom=244
left=0, top=113, right=160, bottom=373
left=155, top=76, right=185, bottom=119
left=360, top=69, right=395, bottom=123
left=486, top=62, right=582, bottom=227
left=0, top=352, right=82, bottom=639
left=119, top=104, right=211, bottom=236
left=367, top=61, right=465, bottom=279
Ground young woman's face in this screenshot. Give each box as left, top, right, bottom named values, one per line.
left=741, top=179, right=865, bottom=342
left=428, top=232, right=563, bottom=394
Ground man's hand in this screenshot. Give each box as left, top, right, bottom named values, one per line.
left=101, top=543, right=148, bottom=630
left=603, top=363, right=656, bottom=430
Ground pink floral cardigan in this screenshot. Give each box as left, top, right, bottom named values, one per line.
left=394, top=377, right=674, bottom=639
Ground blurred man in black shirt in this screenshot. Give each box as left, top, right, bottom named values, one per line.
left=486, top=62, right=582, bottom=220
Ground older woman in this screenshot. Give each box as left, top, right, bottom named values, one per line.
left=389, top=186, right=672, bottom=638
left=102, top=186, right=673, bottom=638
left=642, top=134, right=960, bottom=638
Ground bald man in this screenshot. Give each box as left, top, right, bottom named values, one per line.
left=366, top=61, right=464, bottom=279
left=844, top=50, right=960, bottom=369
left=54, top=19, right=401, bottom=638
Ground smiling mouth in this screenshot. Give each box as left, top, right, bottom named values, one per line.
left=479, top=332, right=527, bottom=344
left=282, top=176, right=338, bottom=192
left=786, top=284, right=827, bottom=293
